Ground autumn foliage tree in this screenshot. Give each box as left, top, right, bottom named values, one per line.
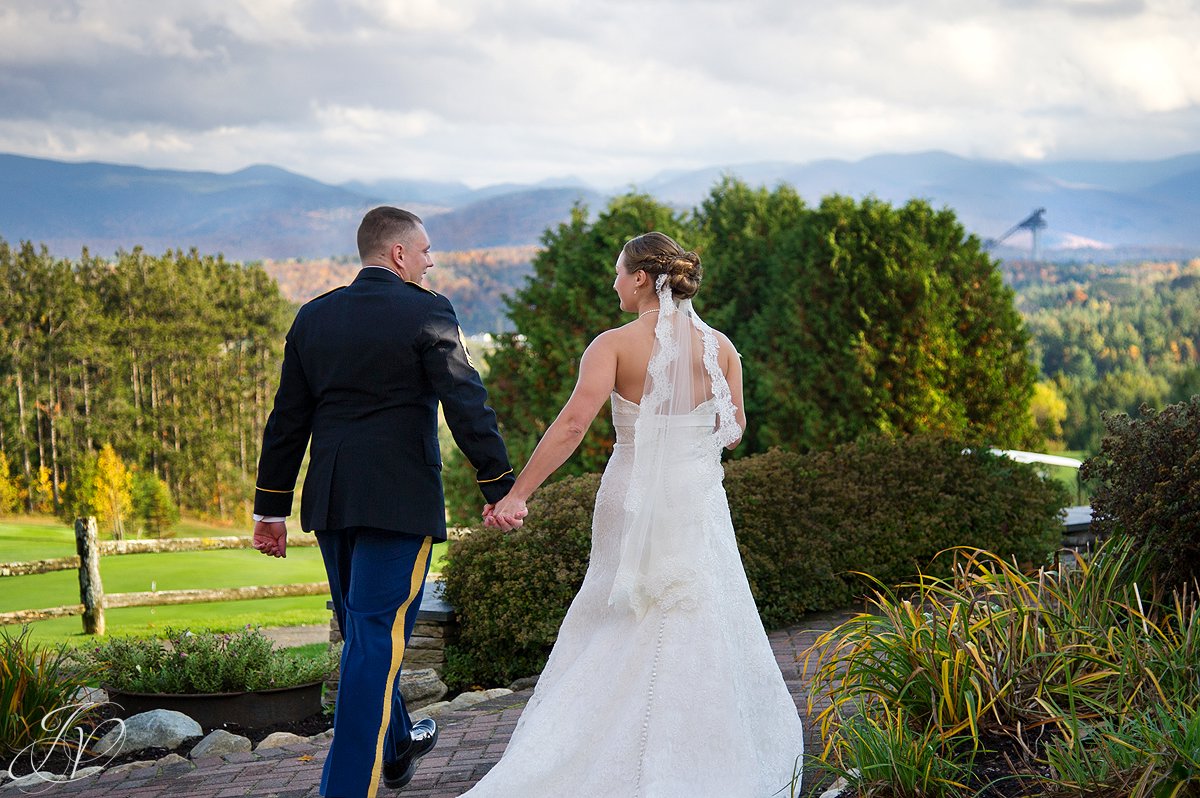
left=0, top=452, right=19, bottom=515
left=93, top=444, right=133, bottom=539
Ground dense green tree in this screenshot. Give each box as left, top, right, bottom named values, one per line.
left=690, top=179, right=811, bottom=451
left=0, top=239, right=292, bottom=521
left=470, top=183, right=1040, bottom=517
left=132, top=470, right=180, bottom=538
left=484, top=197, right=689, bottom=466
left=695, top=184, right=1039, bottom=452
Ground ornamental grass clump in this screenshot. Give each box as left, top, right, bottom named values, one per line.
left=87, top=627, right=337, bottom=694
left=805, top=537, right=1200, bottom=797
left=0, top=627, right=95, bottom=756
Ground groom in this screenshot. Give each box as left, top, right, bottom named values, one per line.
left=252, top=206, right=520, bottom=797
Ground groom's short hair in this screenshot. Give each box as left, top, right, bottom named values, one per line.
left=357, top=206, right=424, bottom=261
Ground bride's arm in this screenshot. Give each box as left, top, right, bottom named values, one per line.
left=487, top=334, right=617, bottom=524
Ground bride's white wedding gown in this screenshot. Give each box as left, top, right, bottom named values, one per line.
left=460, top=380, right=805, bottom=796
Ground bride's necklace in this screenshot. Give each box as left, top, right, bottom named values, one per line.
left=639, top=309, right=660, bottom=319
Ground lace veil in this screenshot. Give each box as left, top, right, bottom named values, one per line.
left=608, top=274, right=741, bottom=618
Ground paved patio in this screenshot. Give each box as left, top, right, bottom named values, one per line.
left=14, top=610, right=857, bottom=798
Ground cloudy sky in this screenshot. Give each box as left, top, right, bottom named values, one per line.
left=1, top=0, right=1197, bottom=188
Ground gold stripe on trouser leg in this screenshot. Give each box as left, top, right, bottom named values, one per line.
left=367, top=536, right=433, bottom=798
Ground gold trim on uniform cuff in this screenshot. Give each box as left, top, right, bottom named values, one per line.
left=255, top=486, right=295, bottom=494
left=476, top=469, right=513, bottom=484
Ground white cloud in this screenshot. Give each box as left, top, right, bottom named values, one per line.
left=0, top=0, right=1196, bottom=185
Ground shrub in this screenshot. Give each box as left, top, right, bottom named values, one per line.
left=0, top=627, right=94, bottom=756
left=443, top=436, right=1068, bottom=687
left=729, top=437, right=1068, bottom=627
left=1081, top=397, right=1200, bottom=590
left=442, top=473, right=597, bottom=690
left=85, top=627, right=337, bottom=693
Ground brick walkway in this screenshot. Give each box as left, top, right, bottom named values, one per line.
left=16, top=610, right=857, bottom=798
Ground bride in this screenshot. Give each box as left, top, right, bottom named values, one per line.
left=471, top=232, right=804, bottom=797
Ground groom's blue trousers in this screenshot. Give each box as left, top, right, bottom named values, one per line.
left=316, top=528, right=433, bottom=798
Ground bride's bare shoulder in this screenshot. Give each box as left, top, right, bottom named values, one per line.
left=585, top=326, right=628, bottom=353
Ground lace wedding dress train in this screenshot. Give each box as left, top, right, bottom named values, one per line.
left=461, top=285, right=803, bottom=797
left=461, top=411, right=804, bottom=794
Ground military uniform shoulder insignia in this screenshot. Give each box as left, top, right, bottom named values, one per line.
left=313, top=285, right=348, bottom=300
left=458, top=326, right=477, bottom=369
left=404, top=280, right=438, bottom=296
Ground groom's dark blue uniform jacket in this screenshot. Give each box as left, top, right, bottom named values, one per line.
left=253, top=266, right=514, bottom=534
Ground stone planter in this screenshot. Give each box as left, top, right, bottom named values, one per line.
left=106, top=680, right=324, bottom=728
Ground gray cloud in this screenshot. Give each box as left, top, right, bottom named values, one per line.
left=0, top=0, right=1196, bottom=185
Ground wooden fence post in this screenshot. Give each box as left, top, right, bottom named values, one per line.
left=75, top=517, right=105, bottom=635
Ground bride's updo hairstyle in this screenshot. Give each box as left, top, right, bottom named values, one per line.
left=621, top=232, right=702, bottom=300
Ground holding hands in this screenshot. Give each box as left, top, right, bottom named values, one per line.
left=483, top=493, right=528, bottom=531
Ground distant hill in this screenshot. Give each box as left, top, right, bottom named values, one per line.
left=1, top=150, right=1198, bottom=261
left=638, top=151, right=1200, bottom=258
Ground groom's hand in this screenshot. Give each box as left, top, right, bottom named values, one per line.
left=484, top=495, right=528, bottom=531
left=253, top=520, right=288, bottom=558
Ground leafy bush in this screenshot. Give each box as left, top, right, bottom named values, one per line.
left=1, top=627, right=94, bottom=755
left=443, top=436, right=1068, bottom=687
left=85, top=627, right=337, bottom=694
left=729, top=437, right=1068, bottom=627
left=442, top=474, right=597, bottom=690
left=1081, top=397, right=1200, bottom=590
left=805, top=537, right=1200, bottom=797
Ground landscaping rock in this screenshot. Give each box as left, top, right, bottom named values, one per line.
left=256, top=732, right=307, bottom=750
left=189, top=729, right=252, bottom=759
left=154, top=753, right=194, bottom=773
left=508, top=676, right=539, bottom=691
left=411, top=701, right=450, bottom=720
left=73, top=686, right=109, bottom=705
left=820, top=774, right=854, bottom=797
left=447, top=687, right=512, bottom=712
left=400, top=668, right=448, bottom=709
left=106, top=760, right=158, bottom=776
left=96, top=709, right=202, bottom=756
left=3, top=771, right=61, bottom=789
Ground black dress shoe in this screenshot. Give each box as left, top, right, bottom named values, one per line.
left=382, top=718, right=439, bottom=790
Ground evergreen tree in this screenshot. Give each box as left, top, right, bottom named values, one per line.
left=132, top=470, right=180, bottom=538
left=482, top=182, right=1041, bottom=496
left=696, top=185, right=1039, bottom=451
left=483, top=195, right=690, bottom=473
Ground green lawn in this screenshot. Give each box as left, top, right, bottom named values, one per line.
left=1043, top=449, right=1092, bottom=505
left=0, top=516, right=85, bottom=561
left=16, top=595, right=334, bottom=647
left=1, top=516, right=448, bottom=645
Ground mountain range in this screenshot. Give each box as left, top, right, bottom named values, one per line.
left=1, top=150, right=1197, bottom=262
